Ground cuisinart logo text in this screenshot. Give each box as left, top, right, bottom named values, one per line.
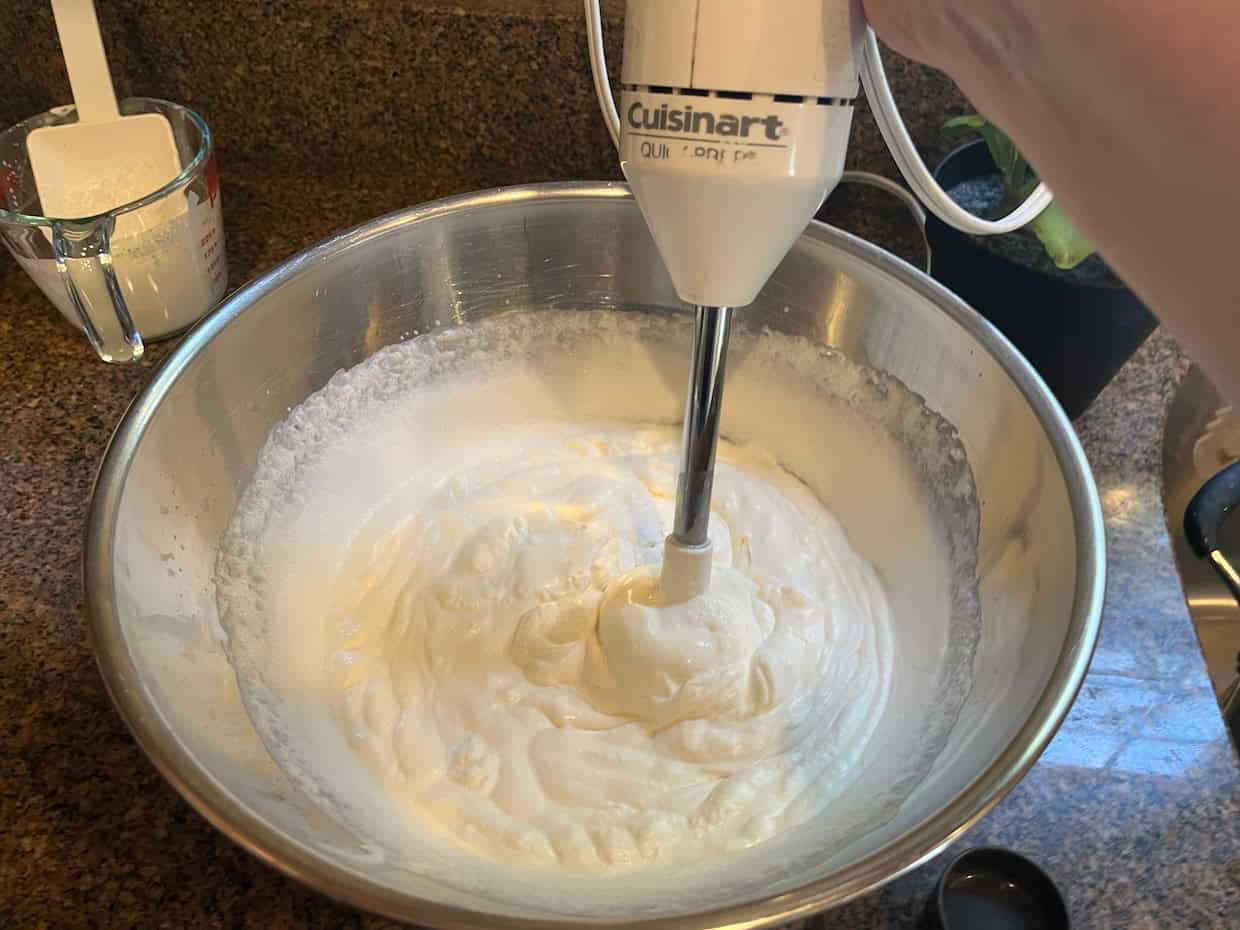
left=626, top=101, right=786, bottom=141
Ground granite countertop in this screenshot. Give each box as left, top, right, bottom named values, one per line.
left=2, top=165, right=1238, bottom=929
left=1, top=3, right=1237, bottom=925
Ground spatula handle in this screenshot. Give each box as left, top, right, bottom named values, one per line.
left=50, top=0, right=121, bottom=123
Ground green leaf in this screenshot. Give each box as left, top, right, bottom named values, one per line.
left=1030, top=201, right=1096, bottom=269
left=944, top=114, right=1028, bottom=195
left=943, top=115, right=987, bottom=132
left=945, top=113, right=1097, bottom=268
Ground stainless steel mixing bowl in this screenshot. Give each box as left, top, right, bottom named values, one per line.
left=85, top=183, right=1104, bottom=928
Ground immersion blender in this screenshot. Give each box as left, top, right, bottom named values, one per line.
left=585, top=0, right=1051, bottom=599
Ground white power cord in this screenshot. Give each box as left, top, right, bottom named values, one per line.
left=585, top=0, right=621, bottom=148
left=583, top=0, right=1052, bottom=236
left=858, top=28, right=1051, bottom=234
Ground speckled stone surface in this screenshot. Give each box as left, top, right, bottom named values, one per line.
left=0, top=2, right=969, bottom=193
left=2, top=3, right=1239, bottom=929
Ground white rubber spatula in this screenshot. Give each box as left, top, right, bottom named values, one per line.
left=27, top=0, right=181, bottom=219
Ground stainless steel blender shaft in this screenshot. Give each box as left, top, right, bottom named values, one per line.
left=672, top=304, right=733, bottom=548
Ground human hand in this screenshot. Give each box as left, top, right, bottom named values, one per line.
left=861, top=0, right=1044, bottom=123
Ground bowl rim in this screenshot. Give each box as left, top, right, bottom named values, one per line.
left=83, top=181, right=1106, bottom=930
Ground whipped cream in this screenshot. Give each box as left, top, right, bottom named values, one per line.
left=318, top=422, right=889, bottom=869
left=216, top=310, right=976, bottom=886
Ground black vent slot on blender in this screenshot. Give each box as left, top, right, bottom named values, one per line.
left=625, top=85, right=709, bottom=97
left=770, top=93, right=854, bottom=106
left=625, top=85, right=844, bottom=103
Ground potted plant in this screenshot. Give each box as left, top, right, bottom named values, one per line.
left=925, top=115, right=1157, bottom=419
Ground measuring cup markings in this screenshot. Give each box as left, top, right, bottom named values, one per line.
left=0, top=98, right=228, bottom=362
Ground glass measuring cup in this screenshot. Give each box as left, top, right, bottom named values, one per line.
left=0, top=98, right=227, bottom=362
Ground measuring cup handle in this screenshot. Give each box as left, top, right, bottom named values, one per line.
left=837, top=171, right=931, bottom=274
left=51, top=217, right=144, bottom=363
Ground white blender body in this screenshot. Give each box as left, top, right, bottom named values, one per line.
left=586, top=0, right=1053, bottom=310
left=583, top=0, right=1052, bottom=600
left=616, top=0, right=863, bottom=309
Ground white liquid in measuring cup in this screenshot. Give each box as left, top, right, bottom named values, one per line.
left=16, top=163, right=226, bottom=340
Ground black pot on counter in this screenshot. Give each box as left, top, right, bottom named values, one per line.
left=926, top=140, right=1158, bottom=420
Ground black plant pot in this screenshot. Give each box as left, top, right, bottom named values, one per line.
left=926, top=140, right=1157, bottom=419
